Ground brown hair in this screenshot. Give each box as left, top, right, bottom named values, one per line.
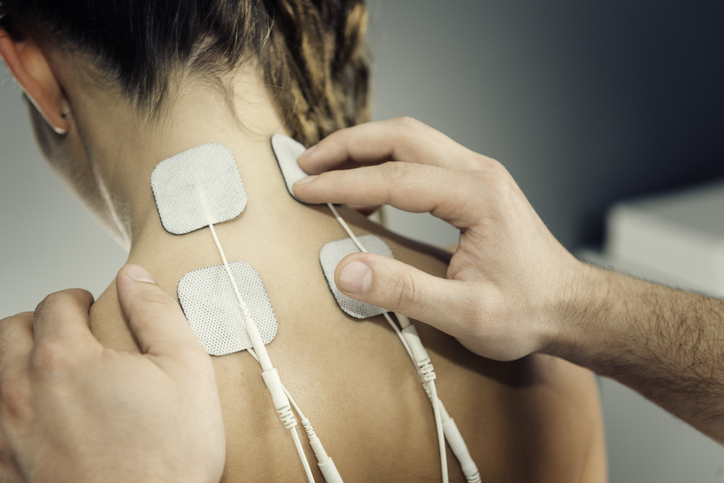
left=0, top=0, right=370, bottom=146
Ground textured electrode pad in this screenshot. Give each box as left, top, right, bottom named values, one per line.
left=151, top=144, right=247, bottom=235
left=178, top=262, right=278, bottom=356
left=270, top=133, right=315, bottom=204
left=320, top=235, right=394, bottom=319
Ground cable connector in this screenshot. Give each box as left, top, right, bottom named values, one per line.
left=301, top=418, right=344, bottom=483
left=465, top=472, right=482, bottom=483
left=302, top=418, right=328, bottom=463
left=262, top=368, right=296, bottom=429
left=402, top=325, right=437, bottom=385
left=438, top=402, right=480, bottom=483
left=401, top=325, right=431, bottom=364
left=418, top=360, right=437, bottom=384
left=278, top=405, right=297, bottom=430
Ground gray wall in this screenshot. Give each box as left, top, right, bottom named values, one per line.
left=368, top=1, right=724, bottom=249
left=2, top=1, right=724, bottom=481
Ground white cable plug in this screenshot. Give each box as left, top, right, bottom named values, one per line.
left=285, top=382, right=343, bottom=483
left=246, top=349, right=344, bottom=483
left=391, top=315, right=481, bottom=482
left=391, top=316, right=448, bottom=483
left=438, top=402, right=482, bottom=483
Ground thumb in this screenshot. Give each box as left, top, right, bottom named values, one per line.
left=335, top=253, right=471, bottom=337
left=116, top=264, right=204, bottom=358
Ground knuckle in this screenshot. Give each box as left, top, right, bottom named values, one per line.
left=393, top=116, right=422, bottom=131
left=380, top=161, right=413, bottom=186
left=479, top=155, right=507, bottom=174
left=471, top=169, right=512, bottom=199
left=30, top=339, right=70, bottom=373
left=393, top=116, right=429, bottom=142
left=487, top=171, right=510, bottom=194
left=391, top=270, right=421, bottom=313
left=34, top=292, right=62, bottom=318
left=34, top=291, right=72, bottom=319
left=34, top=290, right=92, bottom=320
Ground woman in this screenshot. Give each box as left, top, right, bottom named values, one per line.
left=0, top=1, right=606, bottom=481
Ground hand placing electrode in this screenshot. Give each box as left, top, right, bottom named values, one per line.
left=0, top=266, right=226, bottom=483
left=293, top=117, right=724, bottom=444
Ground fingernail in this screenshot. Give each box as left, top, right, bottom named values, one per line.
left=300, top=145, right=316, bottom=159
left=126, top=264, right=156, bottom=284
left=338, top=260, right=372, bottom=294
left=295, top=175, right=318, bottom=186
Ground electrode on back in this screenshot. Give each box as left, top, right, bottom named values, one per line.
left=178, top=262, right=278, bottom=356
left=319, top=235, right=394, bottom=319
left=151, top=143, right=247, bottom=235
left=270, top=133, right=313, bottom=203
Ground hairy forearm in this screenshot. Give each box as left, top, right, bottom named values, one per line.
left=554, top=264, right=724, bottom=442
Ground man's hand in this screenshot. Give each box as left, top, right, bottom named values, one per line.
left=0, top=265, right=225, bottom=483
left=293, top=117, right=724, bottom=443
left=294, top=117, right=582, bottom=361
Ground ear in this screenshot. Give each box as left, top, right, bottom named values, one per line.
left=0, top=29, right=71, bottom=135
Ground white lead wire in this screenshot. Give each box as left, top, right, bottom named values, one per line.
left=207, top=222, right=315, bottom=483
left=208, top=222, right=273, bottom=372
left=429, top=381, right=448, bottom=483
left=383, top=312, right=448, bottom=483
left=329, top=206, right=448, bottom=483
left=328, top=204, right=367, bottom=253
left=292, top=426, right=316, bottom=483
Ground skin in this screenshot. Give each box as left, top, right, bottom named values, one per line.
left=293, top=117, right=724, bottom=444
left=0, top=24, right=607, bottom=482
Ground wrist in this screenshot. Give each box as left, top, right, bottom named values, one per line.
left=543, top=260, right=616, bottom=364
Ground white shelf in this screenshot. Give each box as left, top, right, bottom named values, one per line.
left=581, top=181, right=724, bottom=299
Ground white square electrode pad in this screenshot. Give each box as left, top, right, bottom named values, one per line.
left=151, top=143, right=247, bottom=235
left=270, top=133, right=315, bottom=204
left=320, top=235, right=394, bottom=319
left=178, top=262, right=278, bottom=356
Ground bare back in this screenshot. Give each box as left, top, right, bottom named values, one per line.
left=89, top=205, right=606, bottom=482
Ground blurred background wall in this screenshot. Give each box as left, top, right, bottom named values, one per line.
left=2, top=1, right=724, bottom=480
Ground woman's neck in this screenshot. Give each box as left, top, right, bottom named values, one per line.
left=76, top=67, right=310, bottom=259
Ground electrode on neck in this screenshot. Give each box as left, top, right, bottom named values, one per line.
left=151, top=143, right=247, bottom=235
left=271, top=133, right=317, bottom=204
left=178, top=262, right=278, bottom=356
left=319, top=235, right=394, bottom=319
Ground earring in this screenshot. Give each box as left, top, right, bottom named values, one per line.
left=52, top=111, right=72, bottom=135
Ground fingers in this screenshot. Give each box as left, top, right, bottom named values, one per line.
left=33, top=289, right=96, bottom=345
left=115, top=265, right=205, bottom=358
left=335, top=253, right=473, bottom=339
left=295, top=162, right=491, bottom=229
left=297, top=117, right=498, bottom=174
